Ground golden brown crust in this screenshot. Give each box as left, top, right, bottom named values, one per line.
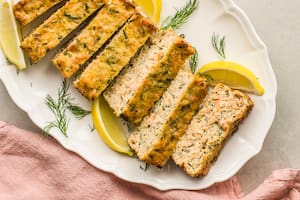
left=172, top=83, right=254, bottom=177
left=128, top=71, right=208, bottom=167
left=21, top=0, right=107, bottom=63
left=13, top=0, right=64, bottom=25
left=104, top=29, right=195, bottom=125
left=74, top=13, right=157, bottom=100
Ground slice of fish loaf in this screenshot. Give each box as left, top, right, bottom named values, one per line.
left=172, top=83, right=254, bottom=177
left=52, top=0, right=135, bottom=78
left=103, top=29, right=195, bottom=124
left=13, top=0, right=64, bottom=25
left=128, top=70, right=208, bottom=167
left=21, top=0, right=108, bottom=63
left=74, top=13, right=156, bottom=100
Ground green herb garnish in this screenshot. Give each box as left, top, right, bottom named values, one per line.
left=6, top=58, right=12, bottom=65
left=189, top=48, right=198, bottom=73
left=198, top=73, right=215, bottom=82
left=211, top=32, right=226, bottom=59
left=140, top=163, right=150, bottom=171
left=59, top=79, right=91, bottom=119
left=89, top=124, right=95, bottom=132
left=44, top=79, right=91, bottom=137
left=67, top=103, right=91, bottom=119
left=161, top=0, right=199, bottom=30
left=44, top=91, right=69, bottom=137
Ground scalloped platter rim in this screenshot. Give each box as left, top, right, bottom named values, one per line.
left=0, top=0, right=277, bottom=190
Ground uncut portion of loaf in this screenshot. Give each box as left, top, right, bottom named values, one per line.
left=21, top=0, right=107, bottom=63
left=52, top=0, right=135, bottom=78
left=172, top=83, right=254, bottom=177
left=128, top=70, right=208, bottom=167
left=103, top=29, right=195, bottom=124
left=74, top=13, right=156, bottom=100
left=13, top=0, right=64, bottom=25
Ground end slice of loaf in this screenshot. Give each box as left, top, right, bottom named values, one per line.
left=103, top=29, right=195, bottom=124
left=14, top=0, right=64, bottom=25
left=52, top=0, right=135, bottom=78
left=21, top=0, right=108, bottom=63
left=128, top=70, right=208, bottom=167
left=172, top=83, right=254, bottom=177
left=73, top=13, right=157, bottom=100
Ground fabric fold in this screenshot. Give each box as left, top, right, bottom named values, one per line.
left=0, top=121, right=299, bottom=200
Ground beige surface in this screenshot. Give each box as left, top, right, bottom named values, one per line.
left=1, top=0, right=300, bottom=193
left=235, top=0, right=300, bottom=193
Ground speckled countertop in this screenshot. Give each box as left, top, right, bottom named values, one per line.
left=1, top=0, right=300, bottom=194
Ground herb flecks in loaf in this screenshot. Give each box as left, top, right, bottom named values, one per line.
left=21, top=0, right=107, bottom=63
left=52, top=0, right=135, bottom=78
left=104, top=29, right=195, bottom=125
left=74, top=13, right=157, bottom=100
left=128, top=70, right=208, bottom=167
left=172, top=84, right=253, bottom=177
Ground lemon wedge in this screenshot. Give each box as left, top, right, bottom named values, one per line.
left=0, top=0, right=26, bottom=70
left=134, top=0, right=162, bottom=24
left=92, top=96, right=133, bottom=156
left=198, top=61, right=264, bottom=95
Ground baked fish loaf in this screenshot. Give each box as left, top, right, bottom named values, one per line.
left=128, top=70, right=208, bottom=167
left=103, top=29, right=195, bottom=124
left=21, top=0, right=107, bottom=63
left=13, top=0, right=64, bottom=25
left=74, top=13, right=156, bottom=100
left=172, top=83, right=254, bottom=177
left=52, top=0, right=135, bottom=78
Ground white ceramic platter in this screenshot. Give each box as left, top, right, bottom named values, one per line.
left=0, top=0, right=277, bottom=190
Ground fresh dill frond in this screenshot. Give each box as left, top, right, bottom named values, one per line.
left=189, top=48, right=198, bottom=73
left=44, top=94, right=69, bottom=137
left=133, top=152, right=151, bottom=171
left=140, top=162, right=150, bottom=171
left=42, top=129, right=50, bottom=137
left=179, top=33, right=185, bottom=38
left=89, top=124, right=95, bottom=132
left=43, top=79, right=91, bottom=137
left=6, top=58, right=12, bottom=65
left=66, top=103, right=91, bottom=119
left=198, top=73, right=215, bottom=82
left=59, top=79, right=91, bottom=119
left=161, top=0, right=199, bottom=30
left=122, top=120, right=134, bottom=132
left=211, top=32, right=226, bottom=59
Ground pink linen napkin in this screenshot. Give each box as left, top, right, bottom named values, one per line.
left=0, top=121, right=299, bottom=200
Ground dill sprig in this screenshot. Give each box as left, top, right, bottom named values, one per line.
left=189, top=48, right=198, bottom=73
left=43, top=79, right=91, bottom=137
left=140, top=163, right=150, bottom=171
left=6, top=58, right=12, bottom=65
left=161, top=0, right=199, bottom=30
left=59, top=79, right=91, bottom=119
left=89, top=124, right=95, bottom=132
left=198, top=73, right=215, bottom=82
left=44, top=93, right=69, bottom=137
left=211, top=32, right=226, bottom=59
left=66, top=100, right=91, bottom=119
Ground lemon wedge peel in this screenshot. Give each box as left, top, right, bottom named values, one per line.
left=92, top=96, right=134, bottom=156
left=0, top=0, right=26, bottom=70
left=134, top=0, right=162, bottom=24
left=198, top=61, right=265, bottom=95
